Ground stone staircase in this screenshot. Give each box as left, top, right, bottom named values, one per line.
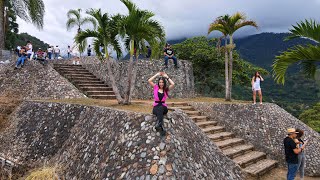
left=168, top=102, right=278, bottom=177
left=53, top=64, right=116, bottom=100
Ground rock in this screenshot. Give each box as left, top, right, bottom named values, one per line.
left=160, top=151, right=166, bottom=157
left=166, top=164, right=173, bottom=171
left=140, top=152, right=147, bottom=158
left=158, top=165, right=165, bottom=174
left=153, top=155, right=159, bottom=160
left=149, top=164, right=158, bottom=175
left=159, top=143, right=166, bottom=150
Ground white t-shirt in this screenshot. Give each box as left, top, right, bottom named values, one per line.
left=71, top=44, right=80, bottom=57
left=67, top=48, right=71, bottom=53
left=54, top=47, right=60, bottom=53
left=47, top=47, right=52, bottom=53
left=27, top=44, right=33, bottom=54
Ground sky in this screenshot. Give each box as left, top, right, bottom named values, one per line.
left=17, top=0, right=320, bottom=49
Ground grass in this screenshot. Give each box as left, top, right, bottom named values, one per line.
left=0, top=95, right=22, bottom=131
left=24, top=167, right=59, bottom=180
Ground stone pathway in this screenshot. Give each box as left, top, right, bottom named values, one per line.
left=53, top=64, right=116, bottom=100
left=167, top=102, right=278, bottom=177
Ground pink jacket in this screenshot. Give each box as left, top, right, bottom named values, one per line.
left=153, top=85, right=168, bottom=107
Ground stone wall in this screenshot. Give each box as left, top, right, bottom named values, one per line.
left=53, top=57, right=195, bottom=99
left=0, top=101, right=243, bottom=179
left=0, top=61, right=85, bottom=99
left=190, top=102, right=320, bottom=176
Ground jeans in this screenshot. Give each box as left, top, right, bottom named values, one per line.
left=297, top=152, right=305, bottom=179
left=164, top=56, right=177, bottom=66
left=55, top=53, right=59, bottom=59
left=68, top=53, right=71, bottom=59
left=48, top=52, right=52, bottom=59
left=287, top=163, right=298, bottom=180
left=152, top=105, right=168, bottom=127
left=16, top=56, right=26, bottom=67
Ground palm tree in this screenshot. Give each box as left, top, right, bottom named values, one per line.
left=208, top=12, right=258, bottom=101
left=66, top=8, right=96, bottom=55
left=273, top=19, right=320, bottom=84
left=119, top=0, right=165, bottom=104
left=75, top=9, right=124, bottom=103
left=0, top=0, right=45, bottom=54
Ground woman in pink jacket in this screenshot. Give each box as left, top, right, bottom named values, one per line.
left=148, top=72, right=175, bottom=135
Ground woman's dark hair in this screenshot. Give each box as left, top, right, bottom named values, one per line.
left=158, top=77, right=169, bottom=97
left=254, top=71, right=260, bottom=82
left=296, top=128, right=304, bottom=138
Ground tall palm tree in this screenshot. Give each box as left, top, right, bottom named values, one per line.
left=66, top=8, right=96, bottom=55
left=75, top=8, right=124, bottom=103
left=208, top=12, right=258, bottom=101
left=0, top=0, right=45, bottom=54
left=119, top=0, right=165, bottom=104
left=273, top=19, right=320, bottom=84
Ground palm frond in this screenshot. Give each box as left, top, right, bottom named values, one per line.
left=67, top=9, right=81, bottom=20
left=208, top=23, right=227, bottom=36
left=66, top=18, right=77, bottom=31
left=234, top=20, right=258, bottom=31
left=286, top=19, right=320, bottom=43
left=300, top=60, right=318, bottom=78
left=272, top=44, right=320, bottom=84
left=13, top=0, right=45, bottom=29
left=75, top=29, right=100, bottom=44
left=81, top=17, right=97, bottom=29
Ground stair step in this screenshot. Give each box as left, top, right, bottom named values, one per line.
left=208, top=132, right=234, bottom=141
left=71, top=77, right=100, bottom=81
left=77, top=84, right=107, bottom=87
left=195, top=121, right=218, bottom=128
left=61, top=71, right=92, bottom=75
left=223, top=144, right=254, bottom=159
left=86, top=91, right=115, bottom=95
left=243, top=159, right=278, bottom=176
left=190, top=116, right=208, bottom=122
left=233, top=151, right=266, bottom=168
left=72, top=80, right=104, bottom=84
left=80, top=87, right=113, bottom=91
left=166, top=102, right=189, bottom=106
left=202, top=126, right=225, bottom=134
left=65, top=74, right=96, bottom=78
left=55, top=67, right=86, bottom=71
left=168, top=106, right=194, bottom=111
left=214, top=138, right=245, bottom=149
left=88, top=95, right=116, bottom=99
left=184, top=110, right=200, bottom=115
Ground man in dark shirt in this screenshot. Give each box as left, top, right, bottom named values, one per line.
left=284, top=128, right=305, bottom=180
left=163, top=44, right=178, bottom=69
left=146, top=46, right=151, bottom=59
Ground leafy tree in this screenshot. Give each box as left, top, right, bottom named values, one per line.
left=173, top=36, right=267, bottom=96
left=273, top=19, right=320, bottom=84
left=299, top=102, right=320, bottom=132
left=208, top=12, right=258, bottom=101
left=4, top=0, right=19, bottom=50
left=0, top=0, right=45, bottom=53
left=75, top=8, right=124, bottom=103
left=118, top=0, right=165, bottom=104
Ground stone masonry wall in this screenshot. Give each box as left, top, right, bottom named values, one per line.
left=0, top=61, right=85, bottom=99
left=53, top=57, right=195, bottom=99
left=0, top=101, right=243, bottom=179
left=190, top=102, right=320, bottom=176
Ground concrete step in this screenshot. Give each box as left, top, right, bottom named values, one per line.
left=71, top=77, right=100, bottom=81
left=243, top=159, right=278, bottom=176
left=184, top=110, right=200, bottom=116
left=72, top=80, right=105, bottom=84
left=60, top=71, right=92, bottom=75
left=190, top=116, right=208, bottom=122
left=55, top=67, right=86, bottom=71
left=195, top=121, right=218, bottom=128
left=88, top=95, right=116, bottom=99
left=166, top=102, right=189, bottom=106
left=233, top=151, right=266, bottom=168
left=214, top=138, right=245, bottom=149
left=80, top=87, right=113, bottom=91
left=86, top=91, right=115, bottom=95
left=65, top=74, right=96, bottom=78
left=223, top=144, right=254, bottom=159
left=202, top=126, right=225, bottom=134
left=168, top=106, right=194, bottom=111
left=77, top=84, right=107, bottom=87
left=207, top=132, right=234, bottom=141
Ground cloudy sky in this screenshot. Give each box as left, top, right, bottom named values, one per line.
left=17, top=0, right=320, bottom=48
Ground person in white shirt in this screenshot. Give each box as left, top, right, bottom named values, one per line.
left=71, top=44, right=81, bottom=65
left=251, top=71, right=264, bottom=105
left=26, top=41, right=33, bottom=59
left=67, top=45, right=71, bottom=59
left=47, top=46, right=53, bottom=60
left=54, top=45, right=60, bottom=59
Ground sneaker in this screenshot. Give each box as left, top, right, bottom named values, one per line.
left=260, top=102, right=263, bottom=105
left=14, top=66, right=18, bottom=70
left=253, top=102, right=256, bottom=105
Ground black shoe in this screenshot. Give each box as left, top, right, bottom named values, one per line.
left=160, top=127, right=167, bottom=136
left=155, top=122, right=162, bottom=132
left=14, top=67, right=17, bottom=70
left=174, top=65, right=179, bottom=69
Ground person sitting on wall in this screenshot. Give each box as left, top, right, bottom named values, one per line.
left=14, top=46, right=27, bottom=69
left=163, top=43, right=178, bottom=69
left=36, top=48, right=47, bottom=65
left=148, top=71, right=175, bottom=136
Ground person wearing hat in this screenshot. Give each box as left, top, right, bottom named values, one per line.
left=283, top=128, right=307, bottom=180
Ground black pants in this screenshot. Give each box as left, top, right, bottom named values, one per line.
left=152, top=105, right=168, bottom=126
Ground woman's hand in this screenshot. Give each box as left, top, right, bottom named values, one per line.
left=162, top=73, right=169, bottom=78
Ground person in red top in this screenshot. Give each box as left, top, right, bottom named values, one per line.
left=148, top=72, right=175, bottom=136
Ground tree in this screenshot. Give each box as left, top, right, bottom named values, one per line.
left=119, top=0, right=165, bottom=104
left=299, top=102, right=320, bottom=132
left=4, top=0, right=19, bottom=50
left=208, top=12, right=258, bottom=101
left=75, top=9, right=124, bottom=103
left=66, top=8, right=96, bottom=55
left=0, top=0, right=45, bottom=54
left=273, top=19, right=320, bottom=84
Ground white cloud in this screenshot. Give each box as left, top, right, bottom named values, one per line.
left=17, top=0, right=320, bottom=49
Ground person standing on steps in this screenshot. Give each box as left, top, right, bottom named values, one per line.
left=148, top=72, right=175, bottom=136
left=163, top=44, right=178, bottom=69
left=284, top=128, right=307, bottom=180
left=67, top=45, right=72, bottom=59
left=251, top=71, right=264, bottom=105
left=87, top=45, right=92, bottom=56
left=54, top=45, right=60, bottom=59
left=47, top=46, right=53, bottom=60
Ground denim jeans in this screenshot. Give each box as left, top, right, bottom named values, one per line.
left=16, top=56, right=26, bottom=67
left=164, top=56, right=177, bottom=66
left=297, top=152, right=305, bottom=179
left=67, top=53, right=71, bottom=59
left=48, top=52, right=52, bottom=59
left=287, top=163, right=298, bottom=180
left=55, top=53, right=59, bottom=59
